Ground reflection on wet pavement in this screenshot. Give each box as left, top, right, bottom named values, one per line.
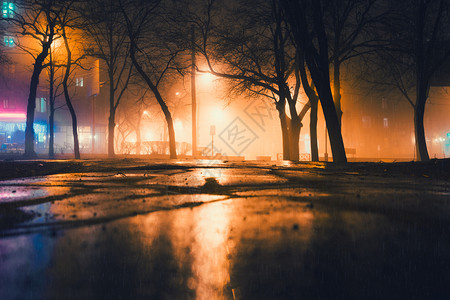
left=1, top=164, right=450, bottom=299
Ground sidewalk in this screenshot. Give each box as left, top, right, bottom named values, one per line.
left=0, top=160, right=449, bottom=299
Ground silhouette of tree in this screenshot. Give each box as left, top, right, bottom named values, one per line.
left=365, top=0, right=450, bottom=161
left=119, top=0, right=184, bottom=159
left=281, top=0, right=347, bottom=164
left=5, top=0, right=62, bottom=157
left=195, top=0, right=312, bottom=161
left=82, top=0, right=133, bottom=158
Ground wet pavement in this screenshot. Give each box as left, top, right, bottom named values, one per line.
left=1, top=159, right=450, bottom=299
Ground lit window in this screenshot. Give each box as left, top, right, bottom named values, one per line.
left=383, top=118, right=389, bottom=128
left=76, top=77, right=84, bottom=87
left=40, top=98, right=46, bottom=113
left=2, top=2, right=14, bottom=18
left=35, top=97, right=46, bottom=113
left=3, top=36, right=14, bottom=47
left=3, top=99, right=8, bottom=108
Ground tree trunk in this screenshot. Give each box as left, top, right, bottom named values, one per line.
left=414, top=96, right=429, bottom=161
left=414, top=2, right=430, bottom=162
left=25, top=50, right=49, bottom=157
left=62, top=29, right=80, bottom=159
left=108, top=69, right=116, bottom=157
left=289, top=118, right=301, bottom=161
left=314, top=79, right=347, bottom=164
left=136, top=113, right=141, bottom=155
left=49, top=58, right=55, bottom=159
left=333, top=61, right=342, bottom=126
left=304, top=48, right=346, bottom=163
left=280, top=116, right=290, bottom=160
left=65, top=95, right=80, bottom=159
left=62, top=75, right=80, bottom=159
left=297, top=50, right=318, bottom=161
left=108, top=112, right=116, bottom=157
left=49, top=108, right=55, bottom=158
left=275, top=98, right=290, bottom=160
left=310, top=97, right=319, bottom=161
left=129, top=51, right=177, bottom=159
left=281, top=0, right=347, bottom=164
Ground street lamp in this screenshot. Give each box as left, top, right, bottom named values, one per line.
left=48, top=38, right=61, bottom=158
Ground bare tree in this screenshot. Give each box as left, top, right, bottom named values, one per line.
left=45, top=39, right=65, bottom=158
left=83, top=0, right=133, bottom=158
left=117, top=86, right=151, bottom=155
left=325, top=0, right=384, bottom=125
left=297, top=50, right=320, bottom=161
left=119, top=0, right=182, bottom=159
left=365, top=0, right=450, bottom=161
left=5, top=0, right=62, bottom=157
left=193, top=0, right=312, bottom=161
left=281, top=0, right=347, bottom=164
left=59, top=2, right=86, bottom=159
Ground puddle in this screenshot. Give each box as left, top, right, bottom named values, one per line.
left=7, top=193, right=229, bottom=235
left=0, top=186, right=71, bottom=205
left=234, top=188, right=330, bottom=198
left=3, top=193, right=450, bottom=299
left=191, top=168, right=288, bottom=186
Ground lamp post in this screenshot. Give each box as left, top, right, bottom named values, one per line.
left=91, top=94, right=95, bottom=154
left=48, top=41, right=56, bottom=158
left=210, top=125, right=215, bottom=156
left=324, top=123, right=328, bottom=162
left=191, top=25, right=197, bottom=158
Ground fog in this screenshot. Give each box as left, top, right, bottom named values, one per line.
left=1, top=0, right=449, bottom=162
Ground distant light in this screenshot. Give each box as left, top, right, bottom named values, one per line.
left=200, top=72, right=215, bottom=86
left=174, top=120, right=183, bottom=132
left=175, top=92, right=181, bottom=96
left=210, top=106, right=224, bottom=121
left=0, top=112, right=26, bottom=120
left=75, top=77, right=83, bottom=87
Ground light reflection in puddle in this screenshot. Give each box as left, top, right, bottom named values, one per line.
left=16, top=193, right=228, bottom=226
left=193, top=168, right=288, bottom=186
left=31, top=173, right=152, bottom=186
left=0, top=187, right=48, bottom=202
left=0, top=186, right=70, bottom=204
left=0, top=234, right=54, bottom=300
left=194, top=159, right=227, bottom=166
left=188, top=201, right=232, bottom=298
left=0, top=197, right=318, bottom=299
left=234, top=188, right=331, bottom=198
left=129, top=198, right=318, bottom=299
left=3, top=193, right=447, bottom=299
left=0, top=177, right=48, bottom=186
left=132, top=200, right=233, bottom=299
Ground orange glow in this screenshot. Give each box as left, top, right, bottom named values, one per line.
left=199, top=72, right=215, bottom=87
left=186, top=201, right=232, bottom=299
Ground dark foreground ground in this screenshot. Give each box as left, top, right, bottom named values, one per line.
left=0, top=158, right=449, bottom=299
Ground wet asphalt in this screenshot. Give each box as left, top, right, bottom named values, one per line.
left=0, top=159, right=450, bottom=299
